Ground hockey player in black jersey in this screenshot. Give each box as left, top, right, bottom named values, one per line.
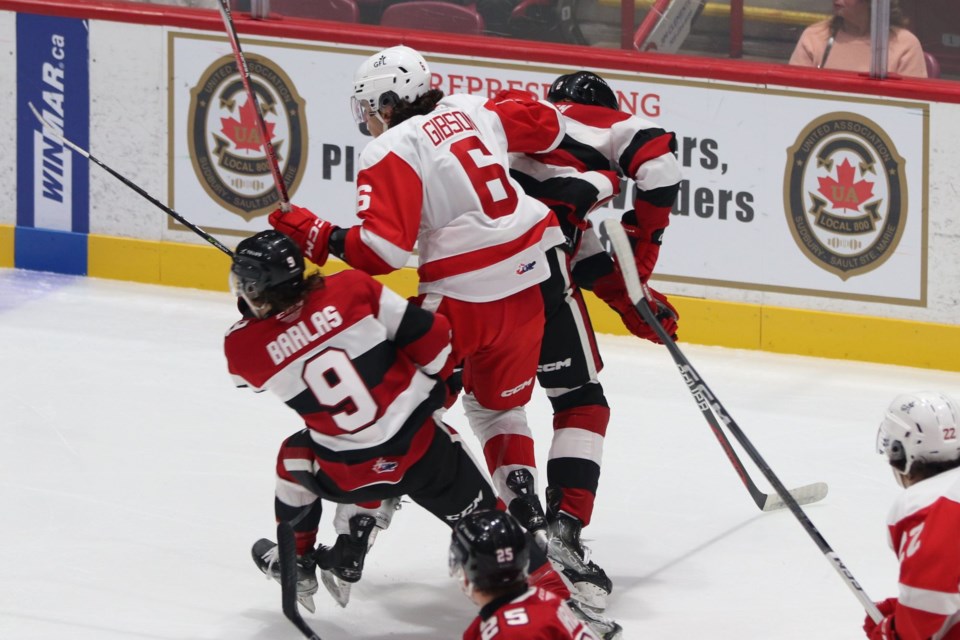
left=507, top=70, right=683, bottom=611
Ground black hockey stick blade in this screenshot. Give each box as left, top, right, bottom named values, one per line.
left=598, top=219, right=878, bottom=621
left=277, top=521, right=323, bottom=640
left=27, top=102, right=234, bottom=257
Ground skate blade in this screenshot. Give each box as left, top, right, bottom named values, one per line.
left=570, top=581, right=608, bottom=612
left=546, top=556, right=609, bottom=611
left=298, top=593, right=316, bottom=614
left=320, top=569, right=352, bottom=608
left=568, top=599, right=622, bottom=640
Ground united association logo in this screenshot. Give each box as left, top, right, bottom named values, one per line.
left=188, top=54, right=307, bottom=220
left=784, top=112, right=907, bottom=280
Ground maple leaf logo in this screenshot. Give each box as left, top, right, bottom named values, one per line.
left=816, top=158, right=874, bottom=212
left=220, top=97, right=275, bottom=153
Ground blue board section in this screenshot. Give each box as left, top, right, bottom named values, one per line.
left=16, top=14, right=90, bottom=240
left=15, top=227, right=87, bottom=276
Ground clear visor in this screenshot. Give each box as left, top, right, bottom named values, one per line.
left=229, top=268, right=269, bottom=319
left=351, top=97, right=374, bottom=125
left=877, top=426, right=907, bottom=466
left=228, top=269, right=245, bottom=298
left=448, top=540, right=466, bottom=577
left=876, top=426, right=888, bottom=456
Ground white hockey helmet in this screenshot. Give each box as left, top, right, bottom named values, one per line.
left=351, top=45, right=431, bottom=129
left=877, top=391, right=960, bottom=476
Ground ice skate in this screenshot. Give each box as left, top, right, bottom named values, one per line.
left=547, top=512, right=612, bottom=611
left=505, top=468, right=549, bottom=548
left=315, top=514, right=377, bottom=608
left=251, top=537, right=319, bottom=613
left=567, top=597, right=623, bottom=639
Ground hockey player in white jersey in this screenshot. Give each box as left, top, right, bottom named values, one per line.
left=269, top=46, right=566, bottom=541
left=867, top=391, right=960, bottom=640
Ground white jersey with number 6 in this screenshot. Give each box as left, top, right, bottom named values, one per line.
left=340, top=91, right=567, bottom=302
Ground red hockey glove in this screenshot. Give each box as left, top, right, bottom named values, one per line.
left=592, top=269, right=678, bottom=344
left=863, top=598, right=898, bottom=639
left=268, top=204, right=338, bottom=266
left=621, top=209, right=664, bottom=283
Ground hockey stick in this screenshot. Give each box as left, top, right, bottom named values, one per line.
left=597, top=221, right=827, bottom=512
left=277, top=521, right=324, bottom=640
left=215, top=0, right=290, bottom=212
left=27, top=102, right=234, bottom=257
left=597, top=218, right=882, bottom=622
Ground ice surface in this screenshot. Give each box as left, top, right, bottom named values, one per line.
left=2, top=268, right=958, bottom=639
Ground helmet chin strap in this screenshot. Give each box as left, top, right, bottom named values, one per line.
left=893, top=467, right=910, bottom=488
left=366, top=108, right=390, bottom=137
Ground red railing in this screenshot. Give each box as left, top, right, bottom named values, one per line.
left=3, top=0, right=959, bottom=103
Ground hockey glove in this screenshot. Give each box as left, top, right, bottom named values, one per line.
left=269, top=204, right=339, bottom=266
left=621, top=209, right=664, bottom=283
left=863, top=598, right=898, bottom=639
left=592, top=269, right=678, bottom=344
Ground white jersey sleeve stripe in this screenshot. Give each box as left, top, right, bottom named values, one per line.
left=900, top=583, right=960, bottom=616
left=635, top=154, right=684, bottom=190
left=359, top=226, right=411, bottom=270
left=275, top=475, right=317, bottom=507
left=420, top=344, right=453, bottom=376
left=375, top=284, right=408, bottom=340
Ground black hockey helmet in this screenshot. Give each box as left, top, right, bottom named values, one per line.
left=449, top=509, right=530, bottom=591
left=547, top=71, right=618, bottom=111
left=230, top=230, right=305, bottom=317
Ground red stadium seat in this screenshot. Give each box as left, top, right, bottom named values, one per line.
left=380, top=1, right=485, bottom=35
left=271, top=0, right=360, bottom=22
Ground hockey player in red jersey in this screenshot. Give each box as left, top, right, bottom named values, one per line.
left=451, top=509, right=621, bottom=639
left=268, top=46, right=567, bottom=539
left=507, top=70, right=683, bottom=610
left=866, top=391, right=960, bottom=640
left=225, top=231, right=570, bottom=613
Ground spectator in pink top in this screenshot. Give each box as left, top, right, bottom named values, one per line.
left=789, top=0, right=927, bottom=77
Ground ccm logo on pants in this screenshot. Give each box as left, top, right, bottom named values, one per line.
left=501, top=377, right=534, bottom=398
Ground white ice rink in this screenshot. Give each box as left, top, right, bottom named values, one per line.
left=2, top=268, right=959, bottom=640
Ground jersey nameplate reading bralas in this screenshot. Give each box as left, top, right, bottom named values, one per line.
left=265, top=306, right=344, bottom=365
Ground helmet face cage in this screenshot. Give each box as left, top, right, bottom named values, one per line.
left=877, top=391, right=960, bottom=475
left=547, top=71, right=619, bottom=111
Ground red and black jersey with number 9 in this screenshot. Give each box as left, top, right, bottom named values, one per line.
left=224, top=269, right=454, bottom=493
